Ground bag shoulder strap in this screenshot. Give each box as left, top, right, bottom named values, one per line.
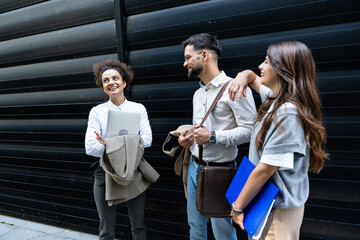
left=198, top=79, right=232, bottom=161
left=199, top=79, right=232, bottom=127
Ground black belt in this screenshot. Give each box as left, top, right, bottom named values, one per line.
left=192, top=155, right=235, bottom=167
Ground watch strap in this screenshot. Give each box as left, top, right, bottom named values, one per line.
left=209, top=131, right=216, bottom=143
left=231, top=202, right=243, bottom=214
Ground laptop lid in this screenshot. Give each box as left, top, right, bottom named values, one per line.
left=105, top=109, right=140, bottom=138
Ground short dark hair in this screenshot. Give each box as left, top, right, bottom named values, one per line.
left=182, top=33, right=222, bottom=58
left=92, top=59, right=134, bottom=90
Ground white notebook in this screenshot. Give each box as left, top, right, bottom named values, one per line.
left=105, top=109, right=140, bottom=138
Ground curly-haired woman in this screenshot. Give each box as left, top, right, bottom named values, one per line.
left=85, top=59, right=152, bottom=240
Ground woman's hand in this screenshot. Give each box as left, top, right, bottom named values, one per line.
left=94, top=131, right=106, bottom=146
left=230, top=211, right=245, bottom=230
left=229, top=73, right=249, bottom=101
left=229, top=70, right=260, bottom=101
left=230, top=162, right=278, bottom=230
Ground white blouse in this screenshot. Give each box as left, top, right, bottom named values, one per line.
left=85, top=99, right=152, bottom=158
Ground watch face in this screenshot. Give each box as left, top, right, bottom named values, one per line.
left=209, top=135, right=216, bottom=143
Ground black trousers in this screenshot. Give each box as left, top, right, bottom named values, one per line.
left=93, top=165, right=147, bottom=240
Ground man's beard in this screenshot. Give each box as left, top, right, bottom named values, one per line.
left=188, top=64, right=203, bottom=79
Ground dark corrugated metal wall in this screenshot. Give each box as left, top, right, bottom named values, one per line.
left=0, top=0, right=359, bottom=239
left=0, top=0, right=117, bottom=236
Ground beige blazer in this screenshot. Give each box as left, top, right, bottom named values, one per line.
left=162, top=125, right=194, bottom=199
left=100, top=135, right=159, bottom=206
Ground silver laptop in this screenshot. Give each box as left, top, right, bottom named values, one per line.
left=105, top=109, right=141, bottom=138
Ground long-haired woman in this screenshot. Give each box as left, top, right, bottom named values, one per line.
left=228, top=41, right=328, bottom=239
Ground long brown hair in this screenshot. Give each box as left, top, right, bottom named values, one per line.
left=255, top=41, right=328, bottom=173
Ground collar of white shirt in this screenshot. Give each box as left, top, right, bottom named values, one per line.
left=107, top=98, right=129, bottom=110
left=198, top=71, right=227, bottom=89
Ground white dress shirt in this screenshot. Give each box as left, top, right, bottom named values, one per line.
left=85, top=99, right=152, bottom=158
left=190, top=71, right=257, bottom=162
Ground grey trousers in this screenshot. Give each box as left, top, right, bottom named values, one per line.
left=93, top=165, right=147, bottom=240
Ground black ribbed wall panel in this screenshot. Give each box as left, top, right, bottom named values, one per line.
left=0, top=0, right=114, bottom=41
left=124, top=0, right=206, bottom=16
left=0, top=54, right=117, bottom=94
left=0, top=0, right=359, bottom=239
left=0, top=0, right=46, bottom=13
left=126, top=0, right=360, bottom=50
left=0, top=20, right=117, bottom=67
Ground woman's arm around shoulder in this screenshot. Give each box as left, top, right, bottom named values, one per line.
left=228, top=70, right=262, bottom=101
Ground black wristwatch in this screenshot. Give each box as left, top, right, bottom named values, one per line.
left=209, top=131, right=216, bottom=143
left=231, top=202, right=243, bottom=214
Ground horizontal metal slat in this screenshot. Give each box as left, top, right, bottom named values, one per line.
left=326, top=136, right=360, bottom=151
left=124, top=0, right=205, bottom=16
left=0, top=20, right=117, bottom=66
left=301, top=218, right=360, bottom=240
left=0, top=54, right=116, bottom=93
left=309, top=178, right=360, bottom=203
left=317, top=70, right=360, bottom=92
left=0, top=0, right=46, bottom=14
left=0, top=169, right=92, bottom=191
left=305, top=204, right=360, bottom=225
left=128, top=22, right=360, bottom=82
left=310, top=165, right=360, bottom=181
left=0, top=119, right=86, bottom=132
left=126, top=0, right=360, bottom=50
left=0, top=88, right=104, bottom=107
left=0, top=156, right=91, bottom=173
left=0, top=0, right=114, bottom=41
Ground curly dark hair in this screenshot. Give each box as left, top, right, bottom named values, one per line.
left=92, top=59, right=134, bottom=90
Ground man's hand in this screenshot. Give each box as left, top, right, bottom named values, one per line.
left=178, top=129, right=194, bottom=148
left=193, top=126, right=211, bottom=145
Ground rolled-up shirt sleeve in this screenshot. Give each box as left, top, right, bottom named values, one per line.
left=260, top=104, right=307, bottom=169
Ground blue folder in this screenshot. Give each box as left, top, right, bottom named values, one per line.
left=226, top=156, right=279, bottom=240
